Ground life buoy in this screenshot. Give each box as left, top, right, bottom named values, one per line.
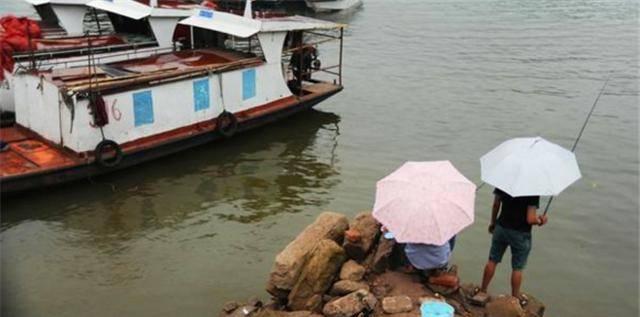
left=94, top=139, right=123, bottom=168
left=216, top=111, right=238, bottom=138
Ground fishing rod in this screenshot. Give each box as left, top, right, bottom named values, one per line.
left=543, top=74, right=612, bottom=216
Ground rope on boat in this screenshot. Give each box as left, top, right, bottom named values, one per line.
left=543, top=74, right=612, bottom=216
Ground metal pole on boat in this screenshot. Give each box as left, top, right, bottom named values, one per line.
left=27, top=22, right=36, bottom=70
left=190, top=26, right=195, bottom=49
left=92, top=8, right=102, bottom=35
left=298, top=31, right=304, bottom=96
left=338, top=27, right=343, bottom=86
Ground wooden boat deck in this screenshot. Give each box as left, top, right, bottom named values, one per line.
left=0, top=127, right=81, bottom=178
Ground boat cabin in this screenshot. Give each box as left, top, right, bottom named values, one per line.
left=2, top=0, right=196, bottom=114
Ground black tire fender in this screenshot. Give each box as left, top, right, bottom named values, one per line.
left=216, top=111, right=238, bottom=138
left=94, top=139, right=123, bottom=168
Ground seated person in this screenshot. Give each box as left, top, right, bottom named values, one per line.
left=404, top=236, right=458, bottom=288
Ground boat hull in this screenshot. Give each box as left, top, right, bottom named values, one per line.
left=0, top=85, right=341, bottom=195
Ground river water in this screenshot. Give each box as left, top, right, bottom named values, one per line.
left=1, top=0, right=638, bottom=316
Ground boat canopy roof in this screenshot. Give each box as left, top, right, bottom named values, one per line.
left=179, top=9, right=344, bottom=38
left=259, top=15, right=345, bottom=32
left=87, top=0, right=151, bottom=19
left=87, top=0, right=194, bottom=20
left=179, top=9, right=262, bottom=38
left=23, top=0, right=88, bottom=5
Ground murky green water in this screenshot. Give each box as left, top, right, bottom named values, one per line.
left=1, top=0, right=638, bottom=316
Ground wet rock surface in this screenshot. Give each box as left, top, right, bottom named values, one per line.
left=223, top=212, right=545, bottom=317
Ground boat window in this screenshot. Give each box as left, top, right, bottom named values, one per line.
left=104, top=12, right=155, bottom=43
left=191, top=29, right=264, bottom=60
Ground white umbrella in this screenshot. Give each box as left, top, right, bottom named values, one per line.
left=480, top=137, right=581, bottom=197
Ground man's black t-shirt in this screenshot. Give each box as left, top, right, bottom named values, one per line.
left=494, top=188, right=540, bottom=232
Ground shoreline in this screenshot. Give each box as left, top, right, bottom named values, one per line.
left=220, top=212, right=546, bottom=317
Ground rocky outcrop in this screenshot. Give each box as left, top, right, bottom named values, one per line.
left=322, top=290, right=377, bottom=317
left=221, top=212, right=546, bottom=317
left=267, top=212, right=349, bottom=298
left=343, top=212, right=380, bottom=261
left=287, top=239, right=348, bottom=311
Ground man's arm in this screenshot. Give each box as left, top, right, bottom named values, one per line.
left=488, top=195, right=501, bottom=233
left=526, top=206, right=548, bottom=226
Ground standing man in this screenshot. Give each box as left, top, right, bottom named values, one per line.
left=480, top=187, right=548, bottom=302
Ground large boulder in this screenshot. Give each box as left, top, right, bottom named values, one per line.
left=486, top=296, right=525, bottom=317
left=343, top=212, right=380, bottom=261
left=267, top=212, right=349, bottom=298
left=382, top=296, right=414, bottom=314
left=322, top=290, right=378, bottom=317
left=329, top=280, right=370, bottom=296
left=287, top=239, right=347, bottom=311
left=339, top=260, right=366, bottom=281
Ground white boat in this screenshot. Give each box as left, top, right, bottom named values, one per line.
left=0, top=8, right=346, bottom=193
left=305, top=0, right=362, bottom=13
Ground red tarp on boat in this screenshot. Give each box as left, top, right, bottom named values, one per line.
left=0, top=16, right=42, bottom=81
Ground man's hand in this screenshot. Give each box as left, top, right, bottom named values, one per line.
left=537, top=215, right=548, bottom=226
left=488, top=223, right=495, bottom=234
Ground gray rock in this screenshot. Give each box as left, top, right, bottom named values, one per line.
left=267, top=212, right=349, bottom=298
left=382, top=296, right=413, bottom=314
left=329, top=280, right=370, bottom=296
left=339, top=260, right=366, bottom=281
left=287, top=239, right=348, bottom=312
left=322, top=290, right=378, bottom=317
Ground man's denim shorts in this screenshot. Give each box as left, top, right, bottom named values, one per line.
left=489, top=224, right=532, bottom=270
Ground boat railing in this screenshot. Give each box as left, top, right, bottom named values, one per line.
left=14, top=41, right=160, bottom=62
left=282, top=26, right=344, bottom=94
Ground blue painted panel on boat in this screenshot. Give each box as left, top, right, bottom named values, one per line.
left=133, top=90, right=154, bottom=127
left=242, top=69, right=256, bottom=100
left=199, top=10, right=213, bottom=19
left=193, top=78, right=210, bottom=111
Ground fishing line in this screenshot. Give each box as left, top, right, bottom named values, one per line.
left=543, top=74, right=612, bottom=216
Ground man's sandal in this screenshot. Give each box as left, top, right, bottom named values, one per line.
left=518, top=294, right=529, bottom=307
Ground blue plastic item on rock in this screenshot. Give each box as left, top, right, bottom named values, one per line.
left=383, top=232, right=395, bottom=240
left=420, top=300, right=454, bottom=317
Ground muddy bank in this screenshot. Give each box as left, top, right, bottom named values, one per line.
left=220, top=212, right=545, bottom=317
